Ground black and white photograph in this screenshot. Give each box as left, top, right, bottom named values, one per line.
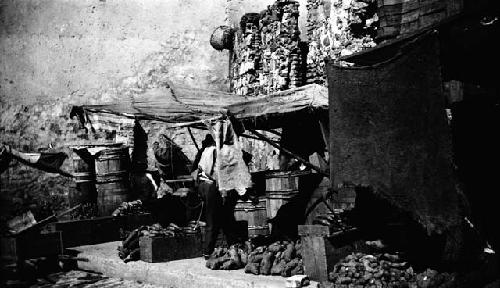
left=1, top=0, right=499, bottom=287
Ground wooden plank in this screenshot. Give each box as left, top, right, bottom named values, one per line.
left=301, top=235, right=328, bottom=282
left=298, top=225, right=330, bottom=237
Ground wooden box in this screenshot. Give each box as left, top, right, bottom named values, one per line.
left=298, top=225, right=366, bottom=283
left=45, top=216, right=121, bottom=248
left=139, top=234, right=202, bottom=263
left=1, top=231, right=62, bottom=264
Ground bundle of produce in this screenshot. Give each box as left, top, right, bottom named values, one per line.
left=312, top=209, right=354, bottom=233
left=244, top=240, right=304, bottom=277
left=205, top=245, right=247, bottom=270
left=183, top=220, right=202, bottom=234
left=139, top=223, right=184, bottom=237
left=118, top=227, right=144, bottom=262
left=328, top=252, right=454, bottom=288
left=111, top=200, right=148, bottom=217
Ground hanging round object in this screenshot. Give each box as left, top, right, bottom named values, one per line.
left=210, top=25, right=235, bottom=51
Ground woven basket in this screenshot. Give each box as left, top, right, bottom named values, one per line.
left=210, top=26, right=234, bottom=51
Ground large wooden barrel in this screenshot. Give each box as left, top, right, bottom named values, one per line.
left=265, top=171, right=303, bottom=219
left=234, top=197, right=269, bottom=238
left=95, top=147, right=131, bottom=216
left=71, top=149, right=97, bottom=207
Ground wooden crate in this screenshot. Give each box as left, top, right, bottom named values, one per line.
left=45, top=216, right=121, bottom=248
left=1, top=231, right=62, bottom=264
left=266, top=191, right=299, bottom=219
left=139, top=234, right=202, bottom=263
left=298, top=225, right=366, bottom=283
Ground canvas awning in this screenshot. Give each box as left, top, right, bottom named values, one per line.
left=72, top=84, right=328, bottom=130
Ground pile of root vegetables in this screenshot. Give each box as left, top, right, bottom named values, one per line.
left=328, top=252, right=454, bottom=288
left=206, top=240, right=305, bottom=277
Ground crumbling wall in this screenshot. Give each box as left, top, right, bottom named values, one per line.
left=305, top=0, right=378, bottom=84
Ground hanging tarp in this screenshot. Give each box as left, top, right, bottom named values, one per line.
left=0, top=144, right=71, bottom=177
left=71, top=84, right=328, bottom=129
left=327, top=31, right=462, bottom=234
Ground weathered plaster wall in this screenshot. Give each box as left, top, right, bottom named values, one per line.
left=0, top=0, right=230, bottom=104
left=0, top=0, right=293, bottom=220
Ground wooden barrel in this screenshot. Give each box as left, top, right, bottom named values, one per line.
left=71, top=150, right=97, bottom=207
left=234, top=197, right=267, bottom=228
left=95, top=147, right=131, bottom=216
left=265, top=171, right=303, bottom=219
left=248, top=225, right=269, bottom=238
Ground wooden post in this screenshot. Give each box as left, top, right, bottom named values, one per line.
left=298, top=225, right=332, bottom=283
left=298, top=225, right=365, bottom=283
left=187, top=127, right=200, bottom=152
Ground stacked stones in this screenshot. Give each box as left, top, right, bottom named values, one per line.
left=233, top=0, right=302, bottom=96
left=305, top=0, right=330, bottom=84
left=233, top=13, right=261, bottom=96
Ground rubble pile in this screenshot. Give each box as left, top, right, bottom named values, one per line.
left=206, top=239, right=305, bottom=278
left=305, top=0, right=378, bottom=84
left=112, top=200, right=148, bottom=217
left=233, top=0, right=302, bottom=96
left=328, top=252, right=454, bottom=288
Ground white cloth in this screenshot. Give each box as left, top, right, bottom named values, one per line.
left=198, top=146, right=217, bottom=182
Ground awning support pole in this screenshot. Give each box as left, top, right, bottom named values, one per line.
left=187, top=127, right=200, bottom=152
left=247, top=129, right=328, bottom=177
left=318, top=119, right=329, bottom=152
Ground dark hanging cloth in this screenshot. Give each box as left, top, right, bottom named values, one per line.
left=0, top=146, right=13, bottom=174
left=0, top=144, right=71, bottom=177
left=327, top=31, right=462, bottom=234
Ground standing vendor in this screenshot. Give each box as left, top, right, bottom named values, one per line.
left=195, top=134, right=236, bottom=259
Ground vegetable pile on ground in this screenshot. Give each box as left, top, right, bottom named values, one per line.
left=328, top=252, right=454, bottom=288
left=206, top=240, right=305, bottom=277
